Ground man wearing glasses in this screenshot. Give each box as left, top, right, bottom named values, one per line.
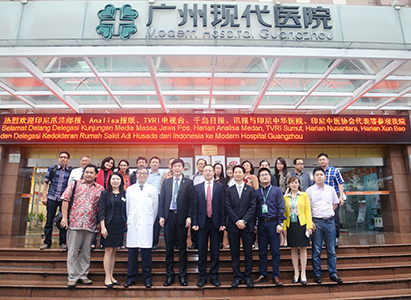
left=124, top=166, right=159, bottom=288
left=290, top=158, right=313, bottom=192
left=40, top=151, right=72, bottom=250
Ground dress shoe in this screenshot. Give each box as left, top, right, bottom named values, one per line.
left=179, top=277, right=188, bottom=286
left=40, top=244, right=50, bottom=250
left=188, top=244, right=198, bottom=250
left=112, top=280, right=121, bottom=285
left=78, top=278, right=92, bottom=285
left=105, top=282, right=113, bottom=288
left=291, top=277, right=299, bottom=284
left=124, top=280, right=135, bottom=288
left=314, top=276, right=322, bottom=284
left=219, top=243, right=224, bottom=249
left=330, top=275, right=343, bottom=284
left=164, top=277, right=174, bottom=286
left=272, top=277, right=283, bottom=286
left=152, top=246, right=158, bottom=250
left=210, top=278, right=221, bottom=287
left=144, top=281, right=153, bottom=288
left=231, top=279, right=241, bottom=288
left=197, top=278, right=207, bottom=287
left=67, top=280, right=77, bottom=288
left=254, top=275, right=268, bottom=283
left=244, top=277, right=254, bottom=288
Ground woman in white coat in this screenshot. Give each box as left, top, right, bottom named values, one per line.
left=123, top=166, right=159, bottom=289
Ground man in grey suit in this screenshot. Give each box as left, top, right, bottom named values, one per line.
left=225, top=165, right=256, bottom=288
left=159, top=158, right=193, bottom=287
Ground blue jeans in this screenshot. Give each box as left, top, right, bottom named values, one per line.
left=311, top=218, right=337, bottom=278
left=257, top=221, right=281, bottom=279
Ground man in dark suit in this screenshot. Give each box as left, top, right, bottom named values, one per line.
left=225, top=165, right=257, bottom=288
left=192, top=164, right=226, bottom=288
left=159, top=158, right=193, bottom=287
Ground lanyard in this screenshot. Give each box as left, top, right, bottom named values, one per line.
left=260, top=185, right=272, bottom=204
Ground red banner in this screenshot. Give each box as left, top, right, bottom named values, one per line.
left=0, top=114, right=409, bottom=145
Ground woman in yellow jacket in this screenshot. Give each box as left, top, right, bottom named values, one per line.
left=284, top=176, right=313, bottom=285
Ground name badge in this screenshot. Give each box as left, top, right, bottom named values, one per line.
left=262, top=204, right=268, bottom=214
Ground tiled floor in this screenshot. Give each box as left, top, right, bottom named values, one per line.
left=0, top=227, right=411, bottom=249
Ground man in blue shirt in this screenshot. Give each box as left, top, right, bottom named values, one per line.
left=40, top=151, right=72, bottom=250
left=254, top=167, right=286, bottom=286
left=318, top=153, right=345, bottom=247
left=147, top=156, right=163, bottom=250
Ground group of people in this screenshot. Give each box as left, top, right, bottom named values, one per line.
left=39, top=151, right=345, bottom=289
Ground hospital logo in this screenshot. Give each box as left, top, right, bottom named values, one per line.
left=96, top=4, right=138, bottom=40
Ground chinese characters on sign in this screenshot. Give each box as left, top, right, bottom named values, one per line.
left=96, top=2, right=334, bottom=41
left=0, top=114, right=409, bottom=145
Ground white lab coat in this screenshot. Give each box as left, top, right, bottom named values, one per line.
left=126, top=182, right=158, bottom=248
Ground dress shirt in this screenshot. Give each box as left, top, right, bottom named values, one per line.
left=306, top=184, right=339, bottom=219
left=204, top=180, right=214, bottom=198
left=324, top=165, right=344, bottom=195
left=289, top=171, right=313, bottom=192
left=147, top=170, right=162, bottom=194
left=169, top=175, right=183, bottom=210
left=192, top=173, right=205, bottom=186
left=255, top=185, right=286, bottom=221
left=44, top=164, right=71, bottom=201
left=61, top=179, right=104, bottom=233
left=68, top=167, right=83, bottom=184
left=235, top=182, right=245, bottom=198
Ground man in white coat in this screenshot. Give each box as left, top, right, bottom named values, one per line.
left=124, top=166, right=159, bottom=288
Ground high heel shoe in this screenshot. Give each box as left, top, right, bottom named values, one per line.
left=301, top=277, right=307, bottom=285
left=292, top=277, right=299, bottom=284
left=112, top=280, right=121, bottom=285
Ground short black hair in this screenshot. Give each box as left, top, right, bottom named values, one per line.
left=258, top=167, right=271, bottom=177
left=203, top=164, right=214, bottom=171
left=149, top=156, right=161, bottom=164
left=59, top=151, right=70, bottom=159
left=136, top=156, right=147, bottom=164
left=84, top=164, right=98, bottom=174
left=293, top=158, right=304, bottom=165
left=171, top=158, right=185, bottom=167
left=313, top=167, right=325, bottom=176
left=317, top=153, right=329, bottom=159
left=233, top=165, right=245, bottom=174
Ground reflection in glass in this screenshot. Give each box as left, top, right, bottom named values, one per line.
left=29, top=57, right=91, bottom=73
left=0, top=95, right=31, bottom=106
left=0, top=58, right=28, bottom=72
left=91, top=57, right=149, bottom=72
left=332, top=59, right=392, bottom=75
left=303, top=96, right=345, bottom=106
left=52, top=78, right=105, bottom=91
left=261, top=95, right=300, bottom=105
left=268, top=78, right=315, bottom=92
left=370, top=80, right=410, bottom=93
left=316, top=79, right=366, bottom=93
left=0, top=77, right=48, bottom=92
left=107, top=78, right=154, bottom=91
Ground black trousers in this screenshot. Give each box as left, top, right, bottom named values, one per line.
left=228, top=230, right=254, bottom=280
left=334, top=204, right=341, bottom=238
left=198, top=217, right=220, bottom=280
left=44, top=200, right=66, bottom=246
left=191, top=228, right=198, bottom=246
left=153, top=213, right=161, bottom=247
left=127, top=248, right=152, bottom=283
left=164, top=211, right=188, bottom=279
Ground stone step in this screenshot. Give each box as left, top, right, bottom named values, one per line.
left=0, top=273, right=409, bottom=298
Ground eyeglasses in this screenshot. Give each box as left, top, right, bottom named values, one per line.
left=295, top=163, right=304, bottom=165
left=137, top=172, right=148, bottom=176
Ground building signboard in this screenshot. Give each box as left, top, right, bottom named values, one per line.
left=0, top=114, right=409, bottom=145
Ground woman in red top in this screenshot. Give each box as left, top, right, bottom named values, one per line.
left=96, top=157, right=115, bottom=189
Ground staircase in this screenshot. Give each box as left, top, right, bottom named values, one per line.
left=0, top=244, right=410, bottom=299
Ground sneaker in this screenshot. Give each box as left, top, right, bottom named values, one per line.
left=78, top=278, right=92, bottom=285
left=40, top=244, right=50, bottom=250
left=59, top=244, right=68, bottom=250
left=67, top=280, right=77, bottom=288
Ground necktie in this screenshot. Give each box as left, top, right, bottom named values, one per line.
left=171, top=177, right=179, bottom=210
left=237, top=185, right=242, bottom=198
left=140, top=185, right=144, bottom=191
left=207, top=181, right=212, bottom=218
